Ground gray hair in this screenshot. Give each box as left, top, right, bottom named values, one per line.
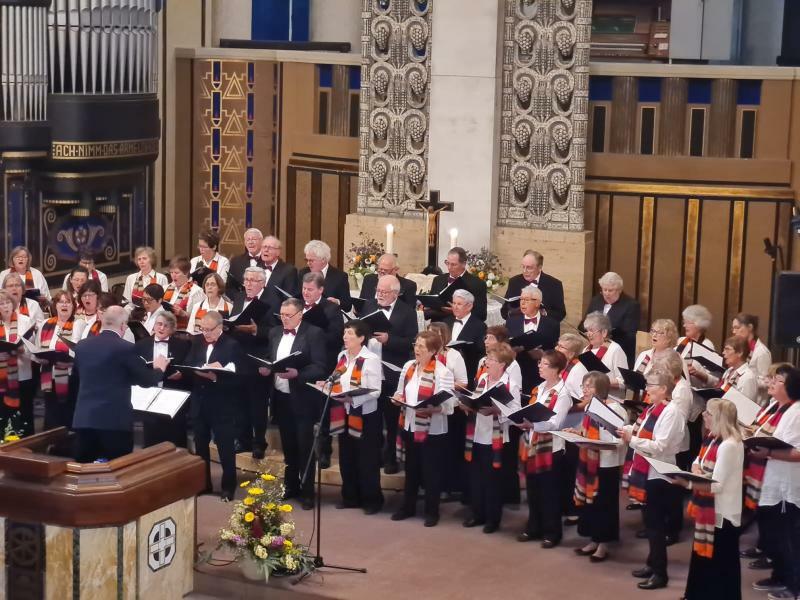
left=377, top=253, right=397, bottom=268
left=598, top=271, right=624, bottom=290
left=156, top=311, right=177, bottom=331
left=682, top=304, right=712, bottom=331
left=102, top=305, right=128, bottom=330
left=652, top=350, right=683, bottom=379
left=304, top=240, right=331, bottom=262
left=244, top=266, right=266, bottom=282
left=378, top=274, right=401, bottom=292
left=263, top=235, right=282, bottom=248
left=583, top=311, right=612, bottom=334
left=244, top=228, right=264, bottom=239
left=282, top=297, right=303, bottom=312
left=558, top=332, right=585, bottom=355
left=2, top=272, right=23, bottom=288
left=302, top=271, right=325, bottom=288
left=452, top=289, right=474, bottom=305
left=520, top=284, right=542, bottom=300
left=522, top=249, right=543, bottom=266
left=201, top=310, right=223, bottom=328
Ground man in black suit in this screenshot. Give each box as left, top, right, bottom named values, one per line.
left=71, top=306, right=168, bottom=462
left=357, top=253, right=417, bottom=314
left=259, top=235, right=299, bottom=327
left=183, top=311, right=243, bottom=501
left=426, top=247, right=487, bottom=323
left=582, top=271, right=640, bottom=365
left=228, top=266, right=273, bottom=459
left=505, top=284, right=560, bottom=393
left=300, top=271, right=345, bottom=467
left=501, top=249, right=566, bottom=322
left=362, top=274, right=418, bottom=474
left=226, top=227, right=264, bottom=295
left=135, top=312, right=192, bottom=447
left=260, top=298, right=328, bottom=509
left=298, top=239, right=353, bottom=313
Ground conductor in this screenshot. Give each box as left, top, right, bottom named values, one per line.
left=71, top=306, right=169, bottom=462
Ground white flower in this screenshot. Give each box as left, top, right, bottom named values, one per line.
left=369, top=265, right=376, bottom=272
left=254, top=545, right=268, bottom=559
left=284, top=555, right=297, bottom=571
left=487, top=273, right=494, bottom=281
left=260, top=535, right=272, bottom=546
left=280, top=522, right=294, bottom=537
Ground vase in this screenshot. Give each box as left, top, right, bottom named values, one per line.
left=239, top=555, right=270, bottom=583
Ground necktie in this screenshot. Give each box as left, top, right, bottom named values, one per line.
left=379, top=305, right=391, bottom=311
left=455, top=319, right=463, bottom=325
left=448, top=276, right=457, bottom=285
left=525, top=317, right=538, bottom=325
left=283, top=328, right=296, bottom=336
left=246, top=296, right=255, bottom=302
left=265, top=264, right=273, bottom=272
left=304, top=303, right=314, bottom=310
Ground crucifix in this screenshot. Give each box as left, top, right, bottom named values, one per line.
left=416, top=190, right=453, bottom=273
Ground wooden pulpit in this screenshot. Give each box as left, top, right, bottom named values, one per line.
left=0, top=428, right=206, bottom=599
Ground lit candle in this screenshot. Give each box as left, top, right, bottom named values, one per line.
left=385, top=223, right=394, bottom=254
left=449, top=228, right=458, bottom=249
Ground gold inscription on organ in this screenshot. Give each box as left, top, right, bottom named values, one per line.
left=51, top=139, right=159, bottom=160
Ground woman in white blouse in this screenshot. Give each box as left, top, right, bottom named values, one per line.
left=325, top=320, right=383, bottom=515
left=699, top=336, right=758, bottom=402
left=731, top=312, right=772, bottom=406
left=190, top=229, right=230, bottom=282
left=672, top=398, right=744, bottom=600
left=633, top=319, right=679, bottom=380
left=186, top=273, right=232, bottom=335
left=427, top=321, right=468, bottom=389
left=582, top=311, right=628, bottom=389
left=0, top=290, right=34, bottom=435
left=2, top=272, right=44, bottom=327
left=164, top=256, right=206, bottom=331
left=391, top=331, right=455, bottom=527
left=568, top=371, right=626, bottom=563
left=462, top=343, right=521, bottom=533
left=122, top=246, right=169, bottom=304
left=35, top=290, right=77, bottom=429
left=0, top=246, right=50, bottom=300
left=515, top=350, right=571, bottom=548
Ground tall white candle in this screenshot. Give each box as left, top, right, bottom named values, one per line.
left=385, top=223, right=394, bottom=254
left=449, top=228, right=458, bottom=249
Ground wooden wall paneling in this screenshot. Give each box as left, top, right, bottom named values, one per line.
left=681, top=198, right=701, bottom=309
left=608, top=194, right=640, bottom=302
left=173, top=58, right=194, bottom=259
left=592, top=193, right=611, bottom=277
left=349, top=175, right=359, bottom=212
left=659, top=78, right=688, bottom=156
left=725, top=200, right=747, bottom=332
left=310, top=171, right=322, bottom=242
left=696, top=200, right=731, bottom=347
left=756, top=81, right=792, bottom=160
left=337, top=175, right=352, bottom=266
left=610, top=77, right=638, bottom=154
left=741, top=201, right=778, bottom=341
left=650, top=197, right=685, bottom=326
left=285, top=167, right=297, bottom=264
left=294, top=170, right=312, bottom=261
left=637, top=196, right=656, bottom=327
left=191, top=59, right=212, bottom=248
left=319, top=173, right=340, bottom=266
left=707, top=79, right=738, bottom=158
left=330, top=65, right=350, bottom=138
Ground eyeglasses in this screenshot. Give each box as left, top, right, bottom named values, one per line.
left=199, top=325, right=221, bottom=334
left=243, top=277, right=263, bottom=284
left=279, top=310, right=301, bottom=320
left=649, top=329, right=666, bottom=336
left=263, top=245, right=281, bottom=251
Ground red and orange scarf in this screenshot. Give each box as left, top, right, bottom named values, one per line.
left=574, top=407, right=604, bottom=505
left=719, top=366, right=743, bottom=393
left=329, top=354, right=366, bottom=439
left=396, top=358, right=437, bottom=463
left=624, top=401, right=668, bottom=503
left=24, top=270, right=34, bottom=290
left=132, top=272, right=157, bottom=302
left=519, top=384, right=560, bottom=475
left=0, top=313, right=20, bottom=408
left=39, top=317, right=74, bottom=402
left=637, top=352, right=652, bottom=404
left=561, top=357, right=579, bottom=382
left=687, top=436, right=719, bottom=558
left=164, top=280, right=195, bottom=330
left=744, top=401, right=794, bottom=511
left=464, top=374, right=506, bottom=469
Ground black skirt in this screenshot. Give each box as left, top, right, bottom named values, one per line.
left=577, top=465, right=620, bottom=543
left=684, top=519, right=741, bottom=600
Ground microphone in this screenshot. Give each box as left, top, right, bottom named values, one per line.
left=763, top=237, right=777, bottom=259
left=325, top=372, right=341, bottom=384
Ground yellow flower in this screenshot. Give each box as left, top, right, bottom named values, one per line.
left=279, top=504, right=293, bottom=513
left=239, top=480, right=251, bottom=488
left=283, top=540, right=293, bottom=548
left=355, top=254, right=362, bottom=263
left=260, top=474, right=276, bottom=481
left=265, top=503, right=276, bottom=510
left=478, top=271, right=486, bottom=280
left=247, top=488, right=264, bottom=496
left=244, top=512, right=256, bottom=523
left=243, top=497, right=255, bottom=506
left=3, top=435, right=19, bottom=442
left=369, top=254, right=376, bottom=262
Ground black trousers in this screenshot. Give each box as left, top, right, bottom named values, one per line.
left=192, top=399, right=237, bottom=495
left=401, top=429, right=446, bottom=518
left=338, top=410, right=384, bottom=509
left=73, top=428, right=134, bottom=463
left=444, top=410, right=468, bottom=496
left=469, top=443, right=504, bottom=526
left=684, top=519, right=741, bottom=600
left=273, top=390, right=317, bottom=499
left=561, top=442, right=579, bottom=517
left=235, top=374, right=269, bottom=453
left=379, top=378, right=400, bottom=466
left=577, top=466, right=621, bottom=543
left=142, top=401, right=189, bottom=448
left=643, top=478, right=682, bottom=579
left=525, top=451, right=564, bottom=542
left=501, top=427, right=521, bottom=504
left=1, top=379, right=36, bottom=436
left=760, top=502, right=800, bottom=594
left=42, top=390, right=76, bottom=431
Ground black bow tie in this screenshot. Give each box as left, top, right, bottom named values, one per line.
left=379, top=305, right=391, bottom=311
left=264, top=264, right=274, bottom=271
left=156, top=339, right=169, bottom=343
left=455, top=319, right=463, bottom=325
left=283, top=328, right=296, bottom=336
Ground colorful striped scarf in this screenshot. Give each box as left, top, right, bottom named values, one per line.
left=574, top=408, right=603, bottom=505
left=132, top=272, right=157, bottom=302
left=329, top=354, right=366, bottom=439
left=18, top=298, right=31, bottom=318
left=719, top=366, right=743, bottom=393
left=88, top=320, right=102, bottom=336
left=39, top=317, right=74, bottom=402
left=519, top=384, right=560, bottom=474
left=637, top=352, right=652, bottom=404
left=0, top=313, right=20, bottom=408
left=164, top=280, right=195, bottom=330
left=687, top=436, right=719, bottom=558
left=192, top=300, right=231, bottom=333
left=24, top=270, right=34, bottom=290
left=744, top=401, right=794, bottom=511
left=561, top=357, right=579, bottom=382
left=624, top=401, right=668, bottom=503
left=464, top=374, right=506, bottom=469
left=396, top=358, right=437, bottom=463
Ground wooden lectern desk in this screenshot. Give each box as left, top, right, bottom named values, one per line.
left=0, top=428, right=206, bottom=600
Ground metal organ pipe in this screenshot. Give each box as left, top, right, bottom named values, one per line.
left=0, top=2, right=49, bottom=122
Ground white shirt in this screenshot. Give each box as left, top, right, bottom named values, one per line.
left=522, top=314, right=540, bottom=334
left=586, top=341, right=628, bottom=387
left=186, top=297, right=232, bottom=334
left=583, top=400, right=628, bottom=467
left=626, top=401, right=686, bottom=482
left=153, top=338, right=170, bottom=360
left=19, top=298, right=45, bottom=327
left=336, top=347, right=382, bottom=415
left=476, top=356, right=522, bottom=392
left=2, top=312, right=34, bottom=380
left=165, top=281, right=206, bottom=324
left=529, top=380, right=572, bottom=453
left=262, top=260, right=280, bottom=285
left=709, top=363, right=758, bottom=402
left=0, top=268, right=50, bottom=299
left=694, top=437, right=744, bottom=527
left=273, top=331, right=295, bottom=394
left=672, top=378, right=693, bottom=452
left=74, top=313, right=97, bottom=340
left=759, top=401, right=800, bottom=509
left=143, top=307, right=166, bottom=334
left=563, top=360, right=588, bottom=402
left=749, top=339, right=772, bottom=405
left=471, top=371, right=521, bottom=445
left=123, top=270, right=169, bottom=302
left=602, top=303, right=612, bottom=315
left=396, top=360, right=455, bottom=435
left=190, top=254, right=231, bottom=282
left=451, top=312, right=471, bottom=341
left=443, top=348, right=469, bottom=387
left=61, top=269, right=109, bottom=292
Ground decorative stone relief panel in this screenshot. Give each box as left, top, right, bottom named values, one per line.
left=497, top=0, right=592, bottom=230
left=358, top=0, right=433, bottom=215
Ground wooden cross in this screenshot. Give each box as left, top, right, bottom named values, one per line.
left=416, top=190, right=453, bottom=272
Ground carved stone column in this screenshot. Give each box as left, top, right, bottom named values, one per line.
left=707, top=79, right=738, bottom=158
left=658, top=78, right=688, bottom=156
left=609, top=76, right=637, bottom=154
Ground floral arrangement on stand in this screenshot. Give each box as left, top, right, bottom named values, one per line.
left=216, top=472, right=313, bottom=582
left=347, top=232, right=385, bottom=290
left=1, top=411, right=25, bottom=444
left=466, top=247, right=507, bottom=293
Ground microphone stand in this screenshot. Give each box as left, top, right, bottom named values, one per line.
left=293, top=375, right=367, bottom=584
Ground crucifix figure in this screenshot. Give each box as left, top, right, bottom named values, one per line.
left=416, top=190, right=453, bottom=273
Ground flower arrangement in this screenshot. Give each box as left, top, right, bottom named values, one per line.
left=466, top=247, right=507, bottom=292
left=1, top=412, right=25, bottom=444
left=217, top=472, right=313, bottom=580
left=347, top=232, right=385, bottom=279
